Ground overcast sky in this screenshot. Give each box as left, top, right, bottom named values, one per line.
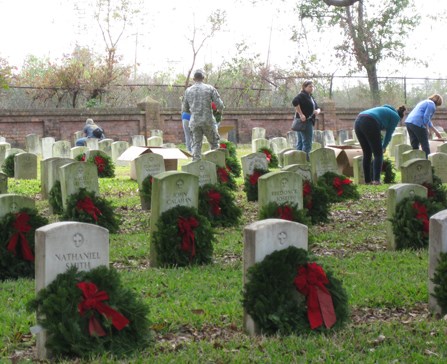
left=1, top=0, right=446, bottom=79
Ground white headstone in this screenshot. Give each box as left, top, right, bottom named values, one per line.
left=241, top=153, right=268, bottom=177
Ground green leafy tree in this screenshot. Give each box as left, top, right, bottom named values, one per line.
left=0, top=57, right=15, bottom=90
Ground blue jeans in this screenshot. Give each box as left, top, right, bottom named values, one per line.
left=406, top=122, right=430, bottom=158
left=76, top=137, right=88, bottom=146
left=296, top=122, right=313, bottom=160
left=182, top=118, right=192, bottom=152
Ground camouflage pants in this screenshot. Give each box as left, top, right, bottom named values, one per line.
left=190, top=122, right=220, bottom=161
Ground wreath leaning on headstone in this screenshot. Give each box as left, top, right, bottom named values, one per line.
left=390, top=195, right=442, bottom=250
left=216, top=165, right=237, bottom=191
left=219, top=140, right=237, bottom=158
left=63, top=188, right=120, bottom=233
left=225, top=156, right=242, bottom=178
left=243, top=246, right=349, bottom=336
left=423, top=170, right=447, bottom=208
left=198, top=183, right=242, bottom=227
left=317, top=171, right=359, bottom=203
left=431, top=252, right=447, bottom=315
left=139, top=175, right=154, bottom=209
left=258, top=147, right=279, bottom=169
left=49, top=180, right=64, bottom=214
left=303, top=180, right=330, bottom=225
left=151, top=205, right=215, bottom=267
left=76, top=153, right=115, bottom=178
left=0, top=207, right=48, bottom=280
left=259, top=201, right=310, bottom=226
left=27, top=265, right=152, bottom=359
left=243, top=167, right=270, bottom=202
left=1, top=152, right=18, bottom=177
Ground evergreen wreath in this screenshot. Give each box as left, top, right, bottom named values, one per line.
left=1, top=152, right=18, bottom=177
left=422, top=170, right=447, bottom=208
left=27, top=265, right=152, bottom=359
left=63, top=188, right=120, bottom=233
left=219, top=140, right=237, bottom=158
left=381, top=158, right=396, bottom=184
left=48, top=180, right=64, bottom=214
left=303, top=180, right=330, bottom=225
left=139, top=175, right=154, bottom=209
left=243, top=246, right=349, bottom=335
left=151, top=205, right=215, bottom=267
left=258, top=147, right=279, bottom=168
left=317, top=172, right=360, bottom=203
left=0, top=207, right=48, bottom=280
left=243, top=167, right=269, bottom=202
left=390, top=195, right=441, bottom=250
left=76, top=153, right=115, bottom=178
left=198, top=183, right=242, bottom=227
left=216, top=166, right=237, bottom=191
left=225, top=156, right=242, bottom=178
left=431, top=252, right=447, bottom=315
left=259, top=201, right=311, bottom=226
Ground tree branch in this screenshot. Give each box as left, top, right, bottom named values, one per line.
left=322, top=0, right=359, bottom=6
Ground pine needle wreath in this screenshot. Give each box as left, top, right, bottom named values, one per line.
left=76, top=153, right=115, bottom=178
left=225, top=156, right=242, bottom=178
left=1, top=153, right=18, bottom=177
left=243, top=168, right=269, bottom=202
left=49, top=180, right=64, bottom=214
left=422, top=170, right=447, bottom=208
left=139, top=175, right=153, bottom=209
left=431, top=252, right=447, bottom=315
left=0, top=207, right=48, bottom=280
left=216, top=166, right=237, bottom=191
left=390, top=195, right=441, bottom=250
left=258, top=147, right=278, bottom=168
left=381, top=158, right=396, bottom=184
left=151, top=205, right=215, bottom=267
left=63, top=188, right=120, bottom=233
left=27, top=265, right=152, bottom=359
left=259, top=201, right=311, bottom=226
left=198, top=183, right=242, bottom=227
left=303, top=180, right=330, bottom=224
left=243, top=246, right=349, bottom=335
left=219, top=140, right=237, bottom=158
left=317, top=171, right=359, bottom=203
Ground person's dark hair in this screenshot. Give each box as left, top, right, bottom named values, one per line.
left=397, top=105, right=406, bottom=119
left=301, top=80, right=313, bottom=90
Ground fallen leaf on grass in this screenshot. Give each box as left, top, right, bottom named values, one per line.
left=191, top=309, right=205, bottom=315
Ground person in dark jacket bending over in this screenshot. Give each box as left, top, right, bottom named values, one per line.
left=354, top=105, right=406, bottom=185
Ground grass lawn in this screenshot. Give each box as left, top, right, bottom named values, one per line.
left=1, top=145, right=446, bottom=363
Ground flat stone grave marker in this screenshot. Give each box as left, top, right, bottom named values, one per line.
left=98, top=139, right=114, bottom=157
left=395, top=144, right=412, bottom=169
left=59, top=161, right=99, bottom=210
left=286, top=131, right=297, bottom=148
left=309, top=147, right=338, bottom=182
left=162, top=143, right=176, bottom=148
left=0, top=194, right=35, bottom=218
left=86, top=138, right=99, bottom=150
left=429, top=210, right=447, bottom=314
left=337, top=129, right=351, bottom=145
left=112, top=141, right=130, bottom=166
left=150, top=171, right=198, bottom=267
left=26, top=134, right=41, bottom=155
left=41, top=157, right=74, bottom=199
left=323, top=130, right=336, bottom=146
left=429, top=152, right=447, bottom=183
left=41, top=137, right=55, bottom=160
left=252, top=127, right=266, bottom=140
left=151, top=129, right=163, bottom=138
left=132, top=135, right=146, bottom=147
left=7, top=148, right=26, bottom=157
left=0, top=172, right=7, bottom=194
left=203, top=149, right=226, bottom=168
left=52, top=140, right=71, bottom=158
left=283, top=150, right=307, bottom=166
left=70, top=146, right=89, bottom=160
left=0, top=136, right=5, bottom=142
left=241, top=153, right=268, bottom=177
left=147, top=136, right=163, bottom=147
left=313, top=130, right=324, bottom=146
left=73, top=131, right=83, bottom=145
left=251, top=138, right=269, bottom=153
left=400, top=159, right=432, bottom=185
left=14, top=153, right=37, bottom=180
left=258, top=171, right=303, bottom=210
left=386, top=183, right=427, bottom=249
left=277, top=148, right=295, bottom=168
left=134, top=152, right=166, bottom=188
left=352, top=155, right=365, bottom=185
left=436, top=143, right=447, bottom=154
left=401, top=149, right=426, bottom=165
left=282, top=164, right=312, bottom=181
left=182, top=159, right=217, bottom=187
left=243, top=219, right=308, bottom=335
left=269, top=137, right=288, bottom=156
left=35, top=221, right=109, bottom=360
left=311, top=142, right=322, bottom=151
left=0, top=142, right=11, bottom=166
left=388, top=133, right=406, bottom=158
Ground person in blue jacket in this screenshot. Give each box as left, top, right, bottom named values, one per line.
left=181, top=111, right=192, bottom=153
left=404, top=94, right=443, bottom=158
left=354, top=104, right=406, bottom=185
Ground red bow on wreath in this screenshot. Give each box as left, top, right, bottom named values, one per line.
left=207, top=190, right=222, bottom=216
left=77, top=281, right=130, bottom=337
left=412, top=201, right=429, bottom=234
left=219, top=143, right=227, bottom=149
left=217, top=167, right=229, bottom=183
left=294, top=262, right=337, bottom=330
left=249, top=171, right=262, bottom=186
left=178, top=216, right=199, bottom=259
left=333, top=177, right=352, bottom=196
left=303, top=181, right=313, bottom=210
left=6, top=212, right=34, bottom=261
left=422, top=182, right=436, bottom=198
left=277, top=205, right=293, bottom=221
left=76, top=196, right=102, bottom=222
left=81, top=154, right=87, bottom=162
left=94, top=156, right=106, bottom=174
left=261, top=149, right=271, bottom=163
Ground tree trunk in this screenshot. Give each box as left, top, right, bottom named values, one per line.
left=323, top=0, right=359, bottom=6
left=365, top=63, right=380, bottom=105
